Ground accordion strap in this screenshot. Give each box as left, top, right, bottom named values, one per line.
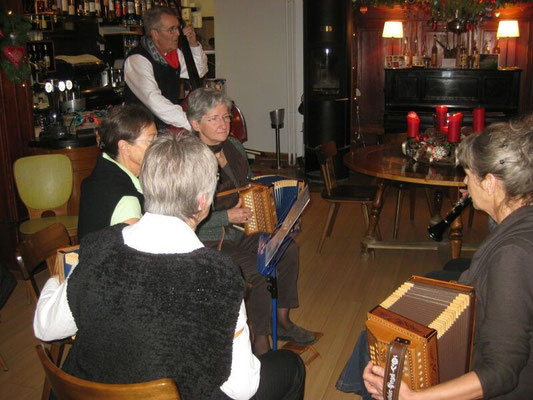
left=383, top=337, right=410, bottom=400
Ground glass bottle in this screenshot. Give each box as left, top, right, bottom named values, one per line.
left=472, top=40, right=480, bottom=69
left=403, top=36, right=412, bottom=67
left=459, top=42, right=467, bottom=69
left=115, top=0, right=122, bottom=20
left=493, top=39, right=500, bottom=54
left=431, top=35, right=438, bottom=67
left=412, top=38, right=421, bottom=66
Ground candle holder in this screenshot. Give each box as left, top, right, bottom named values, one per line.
left=402, top=128, right=458, bottom=165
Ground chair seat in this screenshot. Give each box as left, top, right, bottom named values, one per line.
left=19, top=216, right=78, bottom=235
left=322, top=184, right=377, bottom=202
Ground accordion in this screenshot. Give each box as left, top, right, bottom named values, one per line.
left=366, top=276, right=476, bottom=392
left=239, top=175, right=305, bottom=235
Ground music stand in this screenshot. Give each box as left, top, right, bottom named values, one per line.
left=270, top=109, right=285, bottom=169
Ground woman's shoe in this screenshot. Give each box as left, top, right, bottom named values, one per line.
left=277, top=324, right=317, bottom=345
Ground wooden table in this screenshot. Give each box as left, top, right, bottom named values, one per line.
left=344, top=144, right=474, bottom=259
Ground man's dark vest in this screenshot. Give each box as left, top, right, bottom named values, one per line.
left=77, top=156, right=144, bottom=240
left=124, top=46, right=181, bottom=130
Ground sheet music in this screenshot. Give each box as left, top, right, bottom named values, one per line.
left=263, top=185, right=310, bottom=267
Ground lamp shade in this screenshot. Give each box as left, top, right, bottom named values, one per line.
left=497, top=20, right=520, bottom=38
left=382, top=21, right=403, bottom=38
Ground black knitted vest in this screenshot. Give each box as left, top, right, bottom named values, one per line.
left=64, top=225, right=244, bottom=399
left=77, top=156, right=144, bottom=240
left=123, top=46, right=182, bottom=130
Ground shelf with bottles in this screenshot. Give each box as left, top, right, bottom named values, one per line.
left=27, top=40, right=56, bottom=74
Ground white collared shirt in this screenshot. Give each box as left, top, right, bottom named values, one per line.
left=34, top=213, right=260, bottom=400
left=123, top=45, right=208, bottom=130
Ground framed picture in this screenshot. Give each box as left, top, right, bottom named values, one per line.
left=479, top=54, right=499, bottom=70
left=385, top=55, right=406, bottom=69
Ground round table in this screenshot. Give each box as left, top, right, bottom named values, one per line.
left=344, top=144, right=473, bottom=259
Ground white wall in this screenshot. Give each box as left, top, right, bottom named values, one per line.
left=214, top=0, right=304, bottom=160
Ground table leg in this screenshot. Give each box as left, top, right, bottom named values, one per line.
left=361, top=180, right=386, bottom=258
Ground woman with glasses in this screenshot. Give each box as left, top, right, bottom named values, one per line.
left=35, top=135, right=306, bottom=400
left=187, top=88, right=316, bottom=356
left=77, top=104, right=156, bottom=240
left=124, top=6, right=208, bottom=131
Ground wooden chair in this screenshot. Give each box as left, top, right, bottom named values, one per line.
left=380, top=133, right=431, bottom=239
left=315, top=141, right=379, bottom=253
left=12, top=223, right=70, bottom=304
left=36, top=344, right=181, bottom=400
left=14, top=154, right=78, bottom=243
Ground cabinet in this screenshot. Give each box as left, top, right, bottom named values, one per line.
left=384, top=68, right=521, bottom=133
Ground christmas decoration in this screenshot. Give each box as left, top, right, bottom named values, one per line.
left=352, top=1, right=524, bottom=27
left=0, top=12, right=31, bottom=83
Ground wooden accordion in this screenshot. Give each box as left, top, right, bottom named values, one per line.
left=366, top=276, right=476, bottom=391
left=240, top=176, right=305, bottom=235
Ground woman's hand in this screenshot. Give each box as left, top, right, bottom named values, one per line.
left=363, top=361, right=415, bottom=400
left=227, top=199, right=253, bottom=224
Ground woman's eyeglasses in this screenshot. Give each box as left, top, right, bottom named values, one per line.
left=203, top=114, right=232, bottom=125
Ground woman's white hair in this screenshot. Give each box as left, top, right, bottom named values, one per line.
left=140, top=134, right=218, bottom=221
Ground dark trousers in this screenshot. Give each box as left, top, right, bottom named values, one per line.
left=253, top=349, right=305, bottom=400
left=205, top=233, right=300, bottom=335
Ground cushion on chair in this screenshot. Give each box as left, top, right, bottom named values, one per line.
left=322, top=184, right=377, bottom=202
left=19, top=216, right=78, bottom=235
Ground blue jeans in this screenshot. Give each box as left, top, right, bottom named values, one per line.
left=336, top=331, right=372, bottom=399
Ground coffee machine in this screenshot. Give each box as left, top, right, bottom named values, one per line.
left=40, top=79, right=73, bottom=140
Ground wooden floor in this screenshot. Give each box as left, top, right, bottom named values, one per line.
left=0, top=179, right=489, bottom=400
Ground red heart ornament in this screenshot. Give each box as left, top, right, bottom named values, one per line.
left=2, top=45, right=26, bottom=68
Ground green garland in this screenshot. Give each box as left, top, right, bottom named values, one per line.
left=353, top=0, right=525, bottom=24
left=0, top=12, right=31, bottom=83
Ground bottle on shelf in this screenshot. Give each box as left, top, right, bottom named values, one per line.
left=43, top=44, right=51, bottom=69
left=68, top=0, right=77, bottom=16
left=83, top=0, right=90, bottom=16
left=61, top=0, right=68, bottom=14
left=472, top=40, right=480, bottom=69
left=403, top=36, right=412, bottom=67
left=95, top=0, right=102, bottom=17
left=484, top=40, right=491, bottom=54
left=493, top=39, right=500, bottom=54
left=412, top=38, right=421, bottom=66
left=115, top=0, right=122, bottom=20
left=89, top=0, right=96, bottom=16
left=431, top=35, right=438, bottom=67
left=108, top=0, right=117, bottom=21
left=459, top=41, right=467, bottom=69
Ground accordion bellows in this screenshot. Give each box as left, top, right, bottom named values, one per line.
left=366, top=276, right=476, bottom=390
left=242, top=176, right=304, bottom=235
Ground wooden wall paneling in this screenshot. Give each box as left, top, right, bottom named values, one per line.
left=352, top=4, right=533, bottom=136
left=0, top=0, right=36, bottom=268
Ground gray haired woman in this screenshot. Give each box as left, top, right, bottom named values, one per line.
left=363, top=115, right=533, bottom=399
left=186, top=88, right=316, bottom=356
left=35, top=135, right=305, bottom=400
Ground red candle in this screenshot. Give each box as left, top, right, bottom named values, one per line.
left=407, top=111, right=420, bottom=139
left=448, top=112, right=462, bottom=143
left=436, top=105, right=448, bottom=130
left=473, top=107, right=485, bottom=133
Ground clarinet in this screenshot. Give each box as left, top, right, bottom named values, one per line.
left=428, top=196, right=472, bottom=242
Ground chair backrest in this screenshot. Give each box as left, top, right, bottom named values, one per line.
left=14, top=154, right=73, bottom=219
left=15, top=223, right=71, bottom=281
left=315, top=141, right=338, bottom=195
left=36, top=345, right=181, bottom=400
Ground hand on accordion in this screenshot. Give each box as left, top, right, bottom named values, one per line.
left=227, top=199, right=253, bottom=224
left=363, top=361, right=413, bottom=400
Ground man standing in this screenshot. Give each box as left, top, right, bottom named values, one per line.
left=124, top=6, right=208, bottom=131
